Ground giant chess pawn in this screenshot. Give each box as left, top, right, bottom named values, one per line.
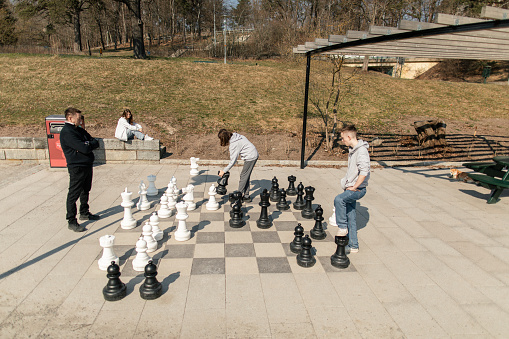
left=133, top=237, right=152, bottom=272
left=120, top=188, right=137, bottom=229
left=328, top=206, right=337, bottom=227
left=310, top=205, right=327, bottom=240
left=143, top=221, right=158, bottom=253
left=276, top=188, right=290, bottom=211
left=331, top=235, right=350, bottom=268
left=216, top=171, right=230, bottom=195
left=170, top=176, right=179, bottom=194
left=167, top=192, right=177, bottom=211
left=182, top=184, right=196, bottom=211
left=293, top=182, right=305, bottom=210
left=149, top=212, right=164, bottom=241
left=174, top=202, right=191, bottom=241
left=206, top=184, right=220, bottom=211
left=296, top=235, right=316, bottom=267
left=229, top=191, right=244, bottom=218
left=287, top=175, right=297, bottom=196
left=139, top=260, right=162, bottom=300
left=190, top=157, right=200, bottom=176
left=98, top=235, right=119, bottom=270
left=301, top=186, right=316, bottom=219
left=269, top=176, right=281, bottom=202
left=157, top=195, right=172, bottom=218
left=103, top=261, right=126, bottom=301
left=146, top=174, right=158, bottom=196
left=290, top=223, right=304, bottom=253
left=137, top=181, right=151, bottom=211
left=229, top=201, right=246, bottom=228
left=256, top=189, right=272, bottom=229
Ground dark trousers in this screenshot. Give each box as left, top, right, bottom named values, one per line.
left=66, top=166, right=93, bottom=221
left=238, top=158, right=257, bottom=197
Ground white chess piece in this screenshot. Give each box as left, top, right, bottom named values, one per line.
left=182, top=184, right=196, bottom=211
left=143, top=221, right=158, bottom=253
left=328, top=206, right=337, bottom=227
left=174, top=201, right=191, bottom=241
left=120, top=188, right=137, bottom=229
left=206, top=184, right=220, bottom=211
left=98, top=235, right=119, bottom=270
left=166, top=182, right=174, bottom=195
left=137, top=181, right=151, bottom=210
left=132, top=237, right=152, bottom=271
left=146, top=174, right=158, bottom=196
left=157, top=195, right=172, bottom=218
left=190, top=157, right=200, bottom=176
left=149, top=212, right=163, bottom=241
left=170, top=176, right=179, bottom=194
left=167, top=192, right=177, bottom=211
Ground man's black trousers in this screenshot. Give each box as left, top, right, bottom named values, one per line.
left=66, top=166, right=93, bottom=221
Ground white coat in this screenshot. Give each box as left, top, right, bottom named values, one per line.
left=115, top=117, right=141, bottom=141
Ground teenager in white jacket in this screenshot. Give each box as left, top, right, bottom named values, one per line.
left=115, top=109, right=153, bottom=141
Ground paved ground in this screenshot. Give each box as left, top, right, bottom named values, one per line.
left=0, top=161, right=509, bottom=338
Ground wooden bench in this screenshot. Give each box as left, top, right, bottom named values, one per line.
left=465, top=156, right=509, bottom=204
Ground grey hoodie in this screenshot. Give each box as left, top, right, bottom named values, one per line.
left=223, top=133, right=259, bottom=173
left=341, top=139, right=370, bottom=190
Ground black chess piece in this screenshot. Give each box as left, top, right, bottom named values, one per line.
left=310, top=205, right=326, bottom=240
left=229, top=201, right=246, bottom=228
left=139, top=260, right=163, bottom=300
left=290, top=223, right=304, bottom=253
left=296, top=235, right=316, bottom=267
left=293, top=182, right=305, bottom=210
left=287, top=175, right=297, bottom=196
left=257, top=189, right=273, bottom=229
left=216, top=171, right=230, bottom=195
left=301, top=186, right=316, bottom=219
left=229, top=191, right=244, bottom=218
left=103, top=261, right=127, bottom=302
left=276, top=188, right=290, bottom=211
left=269, top=176, right=281, bottom=202
left=331, top=235, right=350, bottom=268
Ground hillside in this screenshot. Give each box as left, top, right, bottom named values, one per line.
left=0, top=54, right=508, bottom=161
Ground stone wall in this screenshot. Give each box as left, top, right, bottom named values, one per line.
left=0, top=137, right=165, bottom=164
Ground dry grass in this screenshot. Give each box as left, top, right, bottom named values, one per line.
left=1, top=53, right=509, bottom=143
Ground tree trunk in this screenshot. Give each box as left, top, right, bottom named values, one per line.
left=73, top=11, right=82, bottom=52
left=97, top=19, right=106, bottom=50
left=131, top=0, right=146, bottom=59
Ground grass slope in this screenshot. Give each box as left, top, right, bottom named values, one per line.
left=1, top=53, right=508, bottom=140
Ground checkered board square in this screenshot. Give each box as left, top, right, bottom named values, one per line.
left=111, top=192, right=356, bottom=277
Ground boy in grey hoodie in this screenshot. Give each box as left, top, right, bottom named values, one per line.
left=218, top=129, right=259, bottom=201
left=334, top=124, right=370, bottom=252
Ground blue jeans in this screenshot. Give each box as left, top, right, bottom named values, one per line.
left=127, top=129, right=145, bottom=140
left=334, top=188, right=366, bottom=249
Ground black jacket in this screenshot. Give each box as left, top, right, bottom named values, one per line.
left=60, top=122, right=99, bottom=167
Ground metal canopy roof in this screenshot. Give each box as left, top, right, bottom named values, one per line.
left=294, top=6, right=509, bottom=60
left=296, top=6, right=509, bottom=169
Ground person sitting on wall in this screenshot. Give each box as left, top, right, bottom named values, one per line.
left=115, top=108, right=153, bottom=141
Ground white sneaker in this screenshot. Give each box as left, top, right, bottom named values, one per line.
left=145, top=136, right=154, bottom=141
left=346, top=246, right=359, bottom=253
left=336, top=227, right=348, bottom=236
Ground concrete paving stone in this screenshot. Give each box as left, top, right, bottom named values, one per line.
left=0, top=312, right=51, bottom=338
left=380, top=228, right=427, bottom=252
left=185, top=274, right=225, bottom=309
left=384, top=216, right=432, bottom=238
left=293, top=273, right=342, bottom=308
left=260, top=273, right=310, bottom=324
left=447, top=241, right=509, bottom=273
left=306, top=306, right=361, bottom=338
left=355, top=263, right=416, bottom=303
left=383, top=301, right=448, bottom=338
left=327, top=271, right=405, bottom=338
left=402, top=207, right=438, bottom=222
left=485, top=246, right=509, bottom=265
left=225, top=257, right=259, bottom=275
left=359, top=226, right=400, bottom=253
left=376, top=251, right=435, bottom=287
left=269, top=322, right=316, bottom=338
left=0, top=306, right=15, bottom=325
left=416, top=238, right=462, bottom=257
left=254, top=243, right=286, bottom=257
left=134, top=301, right=186, bottom=338
left=39, top=322, right=93, bottom=338
left=452, top=226, right=501, bottom=247
left=180, top=307, right=227, bottom=338
left=462, top=303, right=509, bottom=337
left=407, top=284, right=489, bottom=336
left=87, top=306, right=144, bottom=338
left=481, top=286, right=509, bottom=314
left=194, top=243, right=225, bottom=258
left=439, top=254, right=505, bottom=288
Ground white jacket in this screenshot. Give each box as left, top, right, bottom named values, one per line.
left=115, top=117, right=141, bottom=141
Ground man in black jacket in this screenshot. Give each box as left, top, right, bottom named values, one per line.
left=60, top=107, right=100, bottom=232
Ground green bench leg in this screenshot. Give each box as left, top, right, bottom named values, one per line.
left=487, top=188, right=503, bottom=204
